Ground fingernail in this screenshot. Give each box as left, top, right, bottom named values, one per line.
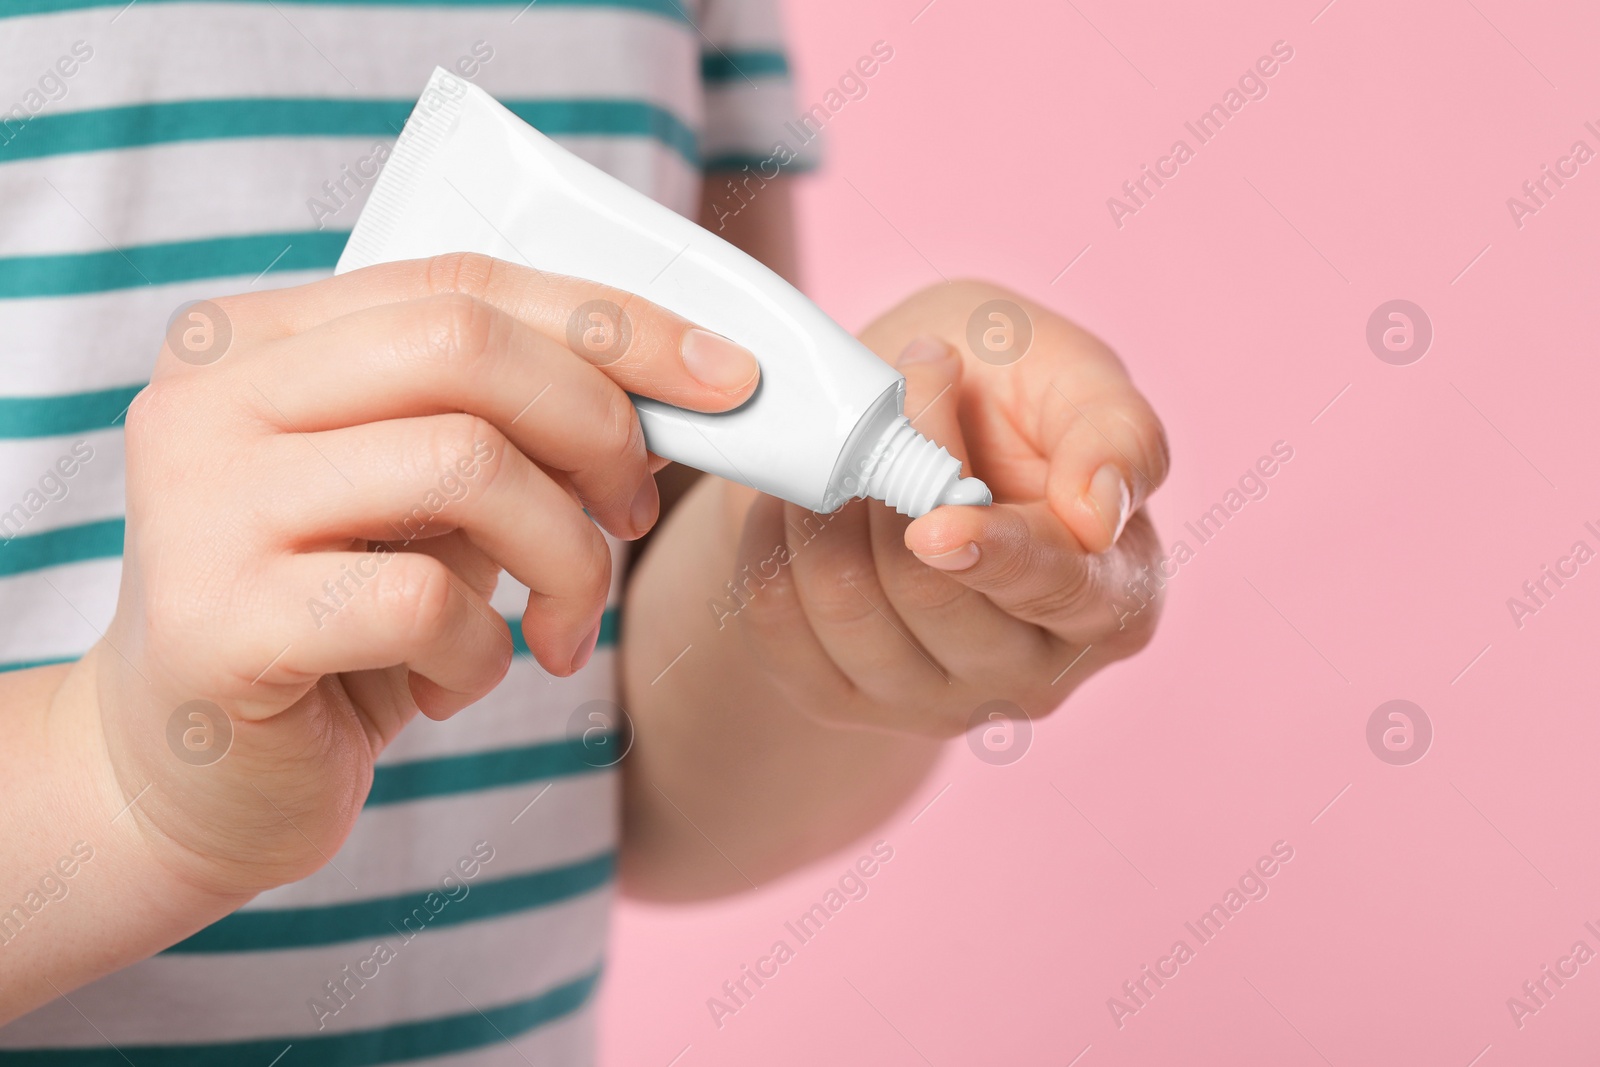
left=630, top=476, right=659, bottom=537
left=897, top=336, right=952, bottom=366
left=570, top=618, right=602, bottom=673
left=1086, top=464, right=1132, bottom=547
left=681, top=329, right=760, bottom=393
left=915, top=542, right=980, bottom=571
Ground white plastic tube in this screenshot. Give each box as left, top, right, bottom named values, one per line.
left=337, top=68, right=990, bottom=517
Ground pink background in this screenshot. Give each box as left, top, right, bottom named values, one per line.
left=603, top=1, right=1600, bottom=1063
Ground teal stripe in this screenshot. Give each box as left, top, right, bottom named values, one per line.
left=0, top=98, right=413, bottom=164
left=166, top=850, right=614, bottom=953
left=0, top=967, right=601, bottom=1066
left=0, top=384, right=141, bottom=439
left=367, top=733, right=613, bottom=806
left=0, top=96, right=699, bottom=168
left=701, top=49, right=790, bottom=82
left=0, top=654, right=75, bottom=674
left=0, top=518, right=122, bottom=578
left=0, top=230, right=348, bottom=299
left=3, top=0, right=688, bottom=19
left=506, top=98, right=698, bottom=167
left=703, top=152, right=819, bottom=174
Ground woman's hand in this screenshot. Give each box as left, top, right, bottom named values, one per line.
left=721, top=279, right=1169, bottom=736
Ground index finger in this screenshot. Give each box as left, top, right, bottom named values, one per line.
left=1038, top=366, right=1170, bottom=554
left=222, top=252, right=761, bottom=413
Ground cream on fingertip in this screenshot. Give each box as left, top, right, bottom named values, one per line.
left=1086, top=463, right=1131, bottom=547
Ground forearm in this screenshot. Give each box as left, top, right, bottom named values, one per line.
left=0, top=654, right=246, bottom=1022
left=617, top=476, right=941, bottom=900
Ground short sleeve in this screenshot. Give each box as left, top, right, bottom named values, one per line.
left=697, top=0, right=821, bottom=174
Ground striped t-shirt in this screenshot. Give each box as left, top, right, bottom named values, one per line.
left=0, top=1, right=809, bottom=1062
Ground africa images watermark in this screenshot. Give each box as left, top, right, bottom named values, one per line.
left=305, top=439, right=496, bottom=630
left=704, top=40, right=896, bottom=232
left=307, top=840, right=496, bottom=1030
left=307, top=40, right=494, bottom=230
left=1, top=40, right=94, bottom=149
left=706, top=439, right=906, bottom=628
left=1505, top=119, right=1600, bottom=231
left=706, top=841, right=895, bottom=1030
left=1109, top=440, right=1296, bottom=631
left=1106, top=839, right=1296, bottom=1030
left=0, top=440, right=95, bottom=542
left=1504, top=520, right=1600, bottom=631
left=707, top=507, right=839, bottom=629
left=1504, top=919, right=1600, bottom=1031
left=0, top=842, right=96, bottom=948
left=1105, top=40, right=1296, bottom=230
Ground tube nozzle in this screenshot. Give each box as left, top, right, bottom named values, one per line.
left=861, top=416, right=992, bottom=518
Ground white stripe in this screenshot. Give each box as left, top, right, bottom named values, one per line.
left=376, top=650, right=614, bottom=763
left=0, top=556, right=119, bottom=664
left=0, top=429, right=124, bottom=538
left=0, top=891, right=609, bottom=1045
left=11, top=6, right=696, bottom=112
left=698, top=0, right=788, bottom=51
left=702, top=80, right=815, bottom=164
left=248, top=770, right=616, bottom=909
left=0, top=273, right=322, bottom=398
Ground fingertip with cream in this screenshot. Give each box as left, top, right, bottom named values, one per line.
left=1085, top=463, right=1131, bottom=550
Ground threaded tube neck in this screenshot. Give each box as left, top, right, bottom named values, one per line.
left=860, top=416, right=991, bottom=517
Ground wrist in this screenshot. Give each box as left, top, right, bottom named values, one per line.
left=54, top=649, right=254, bottom=920
left=0, top=654, right=249, bottom=1022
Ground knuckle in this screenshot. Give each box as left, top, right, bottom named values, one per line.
left=595, top=385, right=646, bottom=467
left=419, top=292, right=498, bottom=371
left=123, top=381, right=208, bottom=477
left=425, top=414, right=502, bottom=488
left=887, top=560, right=967, bottom=615
left=582, top=284, right=661, bottom=373
left=724, top=549, right=799, bottom=631
left=568, top=528, right=612, bottom=602
left=424, top=252, right=499, bottom=301
left=1011, top=551, right=1094, bottom=621
left=375, top=555, right=455, bottom=643
left=799, top=566, right=880, bottom=628
left=123, top=383, right=171, bottom=445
